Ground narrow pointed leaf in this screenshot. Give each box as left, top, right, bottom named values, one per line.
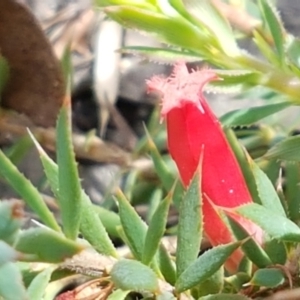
left=94, top=205, right=121, bottom=238
left=265, top=135, right=300, bottom=161
left=264, top=239, right=287, bottom=265
left=29, top=132, right=117, bottom=257
left=175, top=242, right=240, bottom=292
left=15, top=227, right=84, bottom=262
left=28, top=130, right=59, bottom=198
left=206, top=70, right=261, bottom=94
left=158, top=244, right=176, bottom=285
left=285, top=162, right=300, bottom=222
left=235, top=203, right=300, bottom=242
left=80, top=192, right=118, bottom=257
left=111, top=259, right=158, bottom=292
left=104, top=6, right=211, bottom=56
left=147, top=188, right=163, bottom=223
left=227, top=215, right=271, bottom=268
left=0, top=262, right=27, bottom=300
left=253, top=30, right=280, bottom=65
left=225, top=272, right=251, bottom=291
left=258, top=0, right=285, bottom=64
left=182, top=0, right=239, bottom=56
left=0, top=149, right=60, bottom=231
left=5, top=136, right=33, bottom=165
left=27, top=267, right=54, bottom=300
left=121, top=46, right=202, bottom=63
left=224, top=128, right=261, bottom=204
left=146, top=127, right=184, bottom=207
left=221, top=102, right=290, bottom=127
left=145, top=127, right=176, bottom=189
left=251, top=162, right=285, bottom=216
left=195, top=267, right=224, bottom=297
left=56, top=99, right=82, bottom=240
left=142, top=194, right=171, bottom=265
left=251, top=268, right=285, bottom=288
left=176, top=171, right=202, bottom=277
left=115, top=189, right=147, bottom=260
left=60, top=45, right=73, bottom=90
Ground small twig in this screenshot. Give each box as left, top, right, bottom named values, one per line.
left=0, top=108, right=132, bottom=166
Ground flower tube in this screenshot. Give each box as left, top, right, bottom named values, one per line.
left=147, top=62, right=264, bottom=272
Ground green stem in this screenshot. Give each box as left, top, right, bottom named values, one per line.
left=236, top=54, right=300, bottom=101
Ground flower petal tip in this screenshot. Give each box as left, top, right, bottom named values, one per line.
left=146, top=62, right=219, bottom=118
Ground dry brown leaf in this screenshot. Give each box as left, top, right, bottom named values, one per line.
left=0, top=0, right=65, bottom=127
left=42, top=7, right=95, bottom=58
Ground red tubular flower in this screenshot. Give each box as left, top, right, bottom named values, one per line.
left=147, top=62, right=264, bottom=272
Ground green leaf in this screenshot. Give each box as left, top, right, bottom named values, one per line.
left=182, top=0, right=240, bottom=56
left=4, top=135, right=33, bottom=165
left=227, top=216, right=272, bottom=268
left=0, top=200, right=23, bottom=244
left=176, top=170, right=202, bottom=277
left=175, top=242, right=240, bottom=292
left=107, top=289, right=130, bottom=300
left=251, top=268, right=285, bottom=288
left=286, top=37, right=300, bottom=68
left=157, top=244, right=176, bottom=286
left=60, top=45, right=73, bottom=91
left=0, top=262, right=27, bottom=300
left=142, top=194, right=171, bottom=265
left=253, top=30, right=280, bottom=66
left=251, top=162, right=286, bottom=216
left=264, top=239, right=287, bottom=265
left=206, top=70, right=261, bottom=94
left=235, top=203, right=300, bottom=242
left=285, top=162, right=300, bottom=222
left=28, top=130, right=59, bottom=199
left=94, top=205, right=121, bottom=238
left=145, top=127, right=176, bottom=189
left=193, top=267, right=224, bottom=297
left=221, top=102, right=291, bottom=127
left=104, top=5, right=211, bottom=56
left=80, top=192, right=118, bottom=257
left=265, top=135, right=300, bottom=161
left=115, top=189, right=147, bottom=260
left=224, top=128, right=261, bottom=205
left=225, top=272, right=251, bottom=291
left=121, top=46, right=202, bottom=63
left=27, top=267, right=54, bottom=300
left=111, top=259, right=158, bottom=292
left=56, top=99, right=82, bottom=240
left=28, top=132, right=117, bottom=257
left=15, top=227, right=84, bottom=263
left=145, top=127, right=184, bottom=207
left=0, top=149, right=60, bottom=231
left=258, top=0, right=285, bottom=65
left=147, top=188, right=163, bottom=223
left=0, top=241, right=18, bottom=266
left=199, top=295, right=251, bottom=300
left=0, top=55, right=9, bottom=96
